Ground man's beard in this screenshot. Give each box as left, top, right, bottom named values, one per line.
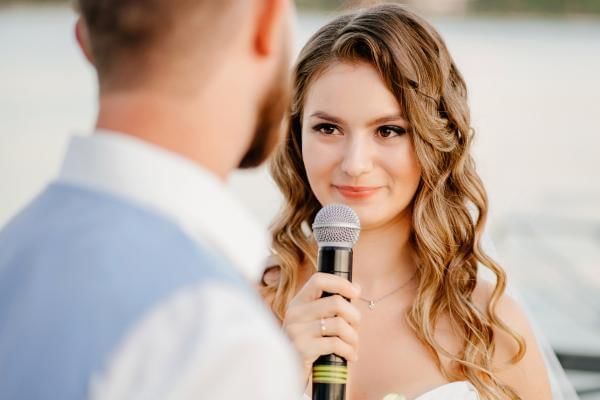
left=238, top=51, right=290, bottom=169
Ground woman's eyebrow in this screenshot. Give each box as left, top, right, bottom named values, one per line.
left=367, top=114, right=407, bottom=126
left=310, top=111, right=407, bottom=126
left=309, top=111, right=344, bottom=124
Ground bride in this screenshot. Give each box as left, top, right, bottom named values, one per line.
left=260, top=3, right=554, bottom=399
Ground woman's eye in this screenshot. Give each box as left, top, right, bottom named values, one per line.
left=377, top=125, right=407, bottom=138
left=313, top=123, right=339, bottom=135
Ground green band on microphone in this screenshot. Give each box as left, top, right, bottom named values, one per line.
left=312, top=365, right=348, bottom=384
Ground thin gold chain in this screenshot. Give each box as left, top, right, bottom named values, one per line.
left=358, top=272, right=416, bottom=310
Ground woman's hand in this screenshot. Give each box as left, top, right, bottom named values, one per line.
left=282, top=272, right=361, bottom=385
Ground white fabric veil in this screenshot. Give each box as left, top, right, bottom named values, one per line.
left=480, top=234, right=579, bottom=399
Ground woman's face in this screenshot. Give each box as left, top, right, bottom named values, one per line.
left=301, top=62, right=422, bottom=229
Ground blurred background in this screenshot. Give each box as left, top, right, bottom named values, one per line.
left=0, top=0, right=598, bottom=397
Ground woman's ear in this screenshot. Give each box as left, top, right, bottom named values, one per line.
left=75, top=17, right=94, bottom=64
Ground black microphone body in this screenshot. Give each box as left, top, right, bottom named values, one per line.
left=312, top=246, right=353, bottom=400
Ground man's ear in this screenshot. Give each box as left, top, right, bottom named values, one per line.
left=253, top=0, right=286, bottom=57
left=75, top=17, right=94, bottom=64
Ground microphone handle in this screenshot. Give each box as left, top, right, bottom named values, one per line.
left=312, top=246, right=353, bottom=400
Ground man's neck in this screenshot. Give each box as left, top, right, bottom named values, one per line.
left=95, top=90, right=250, bottom=181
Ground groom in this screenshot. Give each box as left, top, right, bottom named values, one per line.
left=0, top=1, right=299, bottom=399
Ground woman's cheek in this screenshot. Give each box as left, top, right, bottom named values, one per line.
left=306, top=154, right=336, bottom=204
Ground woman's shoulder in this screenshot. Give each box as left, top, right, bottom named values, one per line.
left=471, top=279, right=525, bottom=327
left=471, top=279, right=530, bottom=360
left=471, top=278, right=552, bottom=397
left=257, top=253, right=313, bottom=310
left=471, top=278, right=530, bottom=340
left=261, top=253, right=282, bottom=287
left=259, top=253, right=314, bottom=289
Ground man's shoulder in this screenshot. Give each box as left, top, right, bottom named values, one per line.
left=0, top=182, right=268, bottom=400
left=1, top=182, right=230, bottom=277
left=91, top=281, right=302, bottom=399
left=0, top=181, right=247, bottom=341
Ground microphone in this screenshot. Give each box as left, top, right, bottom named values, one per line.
left=311, top=204, right=361, bottom=400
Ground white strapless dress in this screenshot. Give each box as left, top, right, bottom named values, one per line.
left=303, top=381, right=479, bottom=400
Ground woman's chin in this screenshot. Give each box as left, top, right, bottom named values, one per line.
left=327, top=193, right=378, bottom=208
left=348, top=208, right=390, bottom=229
left=346, top=204, right=408, bottom=230
left=317, top=194, right=400, bottom=226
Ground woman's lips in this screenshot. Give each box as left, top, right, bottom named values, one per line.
left=334, top=185, right=381, bottom=199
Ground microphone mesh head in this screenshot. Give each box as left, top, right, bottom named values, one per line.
left=312, top=204, right=360, bottom=248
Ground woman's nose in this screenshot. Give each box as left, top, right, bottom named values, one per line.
left=340, top=135, right=373, bottom=178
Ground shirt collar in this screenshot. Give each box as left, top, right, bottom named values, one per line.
left=57, top=129, right=269, bottom=283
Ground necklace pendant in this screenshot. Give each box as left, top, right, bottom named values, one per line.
left=368, top=300, right=375, bottom=310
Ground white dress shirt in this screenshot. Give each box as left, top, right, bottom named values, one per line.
left=57, top=130, right=301, bottom=399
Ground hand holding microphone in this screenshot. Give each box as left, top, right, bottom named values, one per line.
left=282, top=273, right=361, bottom=387
left=282, top=204, right=361, bottom=400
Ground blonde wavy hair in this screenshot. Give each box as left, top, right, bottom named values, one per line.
left=266, top=4, right=525, bottom=399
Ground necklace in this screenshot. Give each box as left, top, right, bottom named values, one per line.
left=359, top=272, right=416, bottom=311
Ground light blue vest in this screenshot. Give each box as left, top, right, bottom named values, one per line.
left=0, top=183, right=247, bottom=399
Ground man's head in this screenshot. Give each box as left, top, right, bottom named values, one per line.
left=75, top=0, right=294, bottom=173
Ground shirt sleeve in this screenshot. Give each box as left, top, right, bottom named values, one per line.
left=89, top=283, right=302, bottom=400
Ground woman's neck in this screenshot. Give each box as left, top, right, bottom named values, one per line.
left=351, top=210, right=417, bottom=298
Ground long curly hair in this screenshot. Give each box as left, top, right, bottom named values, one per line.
left=267, top=4, right=525, bottom=399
